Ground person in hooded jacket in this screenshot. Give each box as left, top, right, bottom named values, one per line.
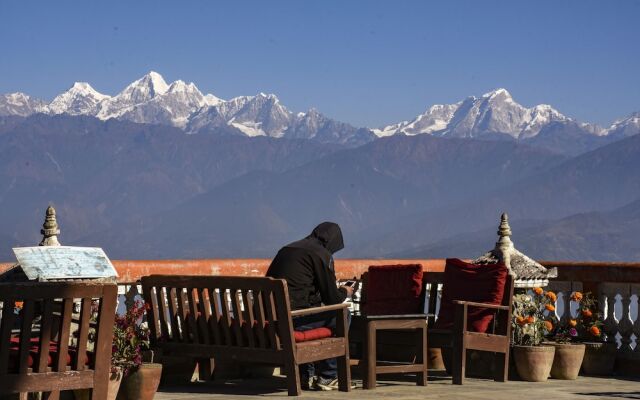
left=266, top=222, right=353, bottom=391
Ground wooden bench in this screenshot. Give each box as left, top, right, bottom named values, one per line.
left=141, top=275, right=351, bottom=396
left=0, top=281, right=117, bottom=400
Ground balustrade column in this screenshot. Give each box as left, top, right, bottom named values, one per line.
left=601, top=283, right=619, bottom=345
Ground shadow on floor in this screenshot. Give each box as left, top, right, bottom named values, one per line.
left=575, top=393, right=640, bottom=399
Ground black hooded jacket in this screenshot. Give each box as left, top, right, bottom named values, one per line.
left=266, top=222, right=347, bottom=310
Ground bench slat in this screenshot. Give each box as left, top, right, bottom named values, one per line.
left=252, top=290, right=268, bottom=348
left=37, top=299, right=54, bottom=373
left=73, top=298, right=92, bottom=370
left=206, top=288, right=223, bottom=345
left=219, top=290, right=234, bottom=346
left=230, top=290, right=245, bottom=347
left=187, top=288, right=201, bottom=344
left=241, top=290, right=256, bottom=348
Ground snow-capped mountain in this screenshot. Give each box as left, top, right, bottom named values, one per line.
left=187, top=93, right=374, bottom=144
left=375, top=89, right=575, bottom=140
left=1, top=73, right=637, bottom=150
left=374, top=103, right=459, bottom=137
left=0, top=92, right=47, bottom=116
left=48, top=82, right=110, bottom=115
left=607, top=112, right=640, bottom=138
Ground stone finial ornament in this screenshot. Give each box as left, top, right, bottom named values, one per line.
left=39, top=205, right=61, bottom=246
left=495, top=213, right=514, bottom=266
left=474, top=212, right=557, bottom=288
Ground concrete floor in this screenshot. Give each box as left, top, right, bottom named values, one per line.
left=156, top=374, right=640, bottom=400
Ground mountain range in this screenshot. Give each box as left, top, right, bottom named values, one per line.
left=1, top=71, right=638, bottom=154
left=0, top=72, right=638, bottom=262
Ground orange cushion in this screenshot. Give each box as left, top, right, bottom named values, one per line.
left=293, top=327, right=333, bottom=342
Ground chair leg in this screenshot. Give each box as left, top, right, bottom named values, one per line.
left=416, top=325, right=428, bottom=386
left=452, top=334, right=466, bottom=385
left=494, top=350, right=509, bottom=382
left=363, top=321, right=377, bottom=390
left=337, top=353, right=352, bottom=392
left=283, top=359, right=301, bottom=396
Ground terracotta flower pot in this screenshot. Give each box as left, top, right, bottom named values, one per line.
left=582, top=341, right=617, bottom=376
left=549, top=343, right=585, bottom=380
left=513, top=345, right=555, bottom=382
left=74, top=367, right=123, bottom=400
left=117, top=363, right=163, bottom=400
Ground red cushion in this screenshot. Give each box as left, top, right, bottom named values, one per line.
left=8, top=337, right=91, bottom=372
left=293, top=327, right=333, bottom=342
left=433, top=258, right=508, bottom=333
left=364, top=264, right=423, bottom=315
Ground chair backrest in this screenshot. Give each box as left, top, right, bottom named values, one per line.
left=361, top=264, right=424, bottom=316
left=141, top=275, right=294, bottom=351
left=0, top=281, right=117, bottom=393
left=432, top=258, right=511, bottom=333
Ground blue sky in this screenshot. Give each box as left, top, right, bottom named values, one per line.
left=1, top=1, right=638, bottom=127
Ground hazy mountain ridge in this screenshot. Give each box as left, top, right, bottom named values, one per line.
left=72, top=134, right=569, bottom=259
left=392, top=198, right=640, bottom=262
left=356, top=133, right=640, bottom=258
left=0, top=113, right=638, bottom=261
left=0, top=114, right=341, bottom=259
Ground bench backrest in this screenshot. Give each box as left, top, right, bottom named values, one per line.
left=0, top=281, right=117, bottom=394
left=141, top=275, right=294, bottom=351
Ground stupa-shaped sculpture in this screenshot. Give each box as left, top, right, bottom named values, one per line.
left=39, top=205, right=61, bottom=246
left=474, top=213, right=557, bottom=288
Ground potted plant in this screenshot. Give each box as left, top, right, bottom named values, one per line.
left=511, top=288, right=555, bottom=382
left=568, top=292, right=615, bottom=376
left=545, top=291, right=587, bottom=380
left=114, top=300, right=163, bottom=400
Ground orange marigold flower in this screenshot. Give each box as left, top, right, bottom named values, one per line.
left=582, top=309, right=593, bottom=318
left=516, top=316, right=526, bottom=326
left=590, top=326, right=601, bottom=336
left=570, top=291, right=583, bottom=302
left=14, top=301, right=24, bottom=309
left=545, top=304, right=556, bottom=312
left=525, top=316, right=535, bottom=324
left=545, top=291, right=557, bottom=302
left=569, top=319, right=578, bottom=327
left=544, top=321, right=553, bottom=331
left=533, top=287, right=544, bottom=295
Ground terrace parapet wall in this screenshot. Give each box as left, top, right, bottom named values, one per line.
left=1, top=258, right=639, bottom=375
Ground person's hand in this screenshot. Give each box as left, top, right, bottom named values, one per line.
left=340, top=285, right=354, bottom=298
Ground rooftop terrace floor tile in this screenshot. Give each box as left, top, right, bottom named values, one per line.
left=156, top=374, right=640, bottom=399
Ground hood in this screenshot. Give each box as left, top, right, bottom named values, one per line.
left=307, top=222, right=344, bottom=254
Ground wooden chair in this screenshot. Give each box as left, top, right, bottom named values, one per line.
left=0, top=281, right=117, bottom=400
left=426, top=258, right=514, bottom=385
left=351, top=264, right=428, bottom=389
left=141, top=275, right=351, bottom=396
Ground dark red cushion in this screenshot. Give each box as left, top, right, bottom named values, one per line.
left=364, top=264, right=423, bottom=315
left=433, top=258, right=508, bottom=333
left=8, top=337, right=91, bottom=372
left=293, top=327, right=333, bottom=342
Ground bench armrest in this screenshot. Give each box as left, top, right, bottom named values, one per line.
left=290, top=303, right=349, bottom=317
left=453, top=300, right=509, bottom=311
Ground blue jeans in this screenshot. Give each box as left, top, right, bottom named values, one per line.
left=293, top=309, right=351, bottom=380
